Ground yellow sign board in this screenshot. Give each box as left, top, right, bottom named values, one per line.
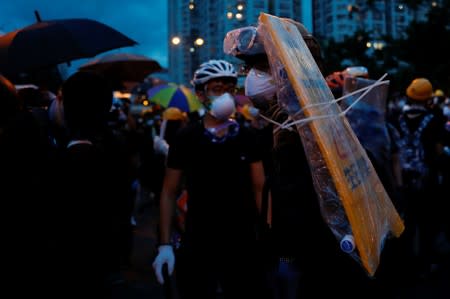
left=259, top=13, right=404, bottom=276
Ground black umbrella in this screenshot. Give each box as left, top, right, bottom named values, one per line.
left=0, top=18, right=137, bottom=75
left=79, top=52, right=163, bottom=83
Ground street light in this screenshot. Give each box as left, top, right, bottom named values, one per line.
left=194, top=37, right=204, bottom=46
left=226, top=2, right=245, bottom=21
left=171, top=36, right=204, bottom=48
left=171, top=36, right=181, bottom=46
left=170, top=32, right=205, bottom=85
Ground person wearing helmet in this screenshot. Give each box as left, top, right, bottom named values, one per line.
left=394, top=77, right=448, bottom=279
left=190, top=59, right=239, bottom=122
left=152, top=59, right=266, bottom=298
left=429, top=88, right=448, bottom=121
left=224, top=20, right=386, bottom=299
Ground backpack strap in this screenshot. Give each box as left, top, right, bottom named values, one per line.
left=415, top=114, right=433, bottom=137
left=399, top=114, right=433, bottom=144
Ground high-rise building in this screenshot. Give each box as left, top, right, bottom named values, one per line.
left=168, top=0, right=440, bottom=85
left=313, top=0, right=440, bottom=42
left=168, top=0, right=309, bottom=86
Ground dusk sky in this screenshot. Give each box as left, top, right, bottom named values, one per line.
left=0, top=0, right=168, bottom=75
left=1, top=1, right=314, bottom=79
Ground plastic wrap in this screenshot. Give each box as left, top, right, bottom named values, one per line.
left=342, top=77, right=391, bottom=168
left=258, top=13, right=404, bottom=276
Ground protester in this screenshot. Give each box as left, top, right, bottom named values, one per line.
left=394, top=77, right=448, bottom=279
left=152, top=59, right=266, bottom=298
left=1, top=74, right=56, bottom=296
left=49, top=70, right=135, bottom=297
left=224, top=21, right=389, bottom=299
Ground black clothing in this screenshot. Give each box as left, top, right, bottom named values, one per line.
left=268, top=108, right=334, bottom=261
left=167, top=119, right=263, bottom=298
left=257, top=105, right=382, bottom=298
left=2, top=109, right=56, bottom=296
left=393, top=108, right=447, bottom=280
left=48, top=130, right=135, bottom=297
left=168, top=119, right=262, bottom=247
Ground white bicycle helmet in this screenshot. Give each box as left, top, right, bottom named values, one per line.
left=191, top=59, right=238, bottom=87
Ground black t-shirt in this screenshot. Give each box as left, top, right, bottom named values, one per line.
left=52, top=130, right=134, bottom=276
left=265, top=107, right=338, bottom=260
left=167, top=119, right=262, bottom=247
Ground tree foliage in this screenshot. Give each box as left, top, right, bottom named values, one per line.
left=319, top=1, right=450, bottom=96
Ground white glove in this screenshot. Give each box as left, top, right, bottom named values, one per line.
left=153, top=135, right=169, bottom=156
left=152, top=245, right=175, bottom=284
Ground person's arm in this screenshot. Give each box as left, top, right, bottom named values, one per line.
left=250, top=161, right=265, bottom=214
left=159, top=167, right=183, bottom=244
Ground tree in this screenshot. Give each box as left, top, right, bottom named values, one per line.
left=320, top=30, right=371, bottom=75
left=319, top=0, right=450, bottom=96
left=396, top=2, right=450, bottom=94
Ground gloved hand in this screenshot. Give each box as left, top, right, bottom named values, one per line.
left=152, top=245, right=175, bottom=284
left=153, top=135, right=169, bottom=156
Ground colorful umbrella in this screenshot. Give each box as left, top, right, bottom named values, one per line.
left=147, top=83, right=202, bottom=113
left=131, top=73, right=169, bottom=95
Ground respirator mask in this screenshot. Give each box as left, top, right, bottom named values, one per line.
left=207, top=92, right=236, bottom=121
left=244, top=68, right=277, bottom=112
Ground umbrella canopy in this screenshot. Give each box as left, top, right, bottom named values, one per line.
left=147, top=83, right=202, bottom=113
left=0, top=18, right=137, bottom=75
left=131, top=73, right=170, bottom=95
left=79, top=52, right=163, bottom=83
left=131, top=78, right=167, bottom=95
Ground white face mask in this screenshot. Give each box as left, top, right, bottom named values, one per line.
left=244, top=68, right=277, bottom=99
left=208, top=92, right=236, bottom=121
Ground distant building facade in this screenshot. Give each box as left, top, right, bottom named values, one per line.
left=168, top=0, right=441, bottom=86
left=313, top=0, right=441, bottom=42
left=168, top=0, right=308, bottom=86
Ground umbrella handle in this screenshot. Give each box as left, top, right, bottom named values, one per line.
left=159, top=119, right=167, bottom=139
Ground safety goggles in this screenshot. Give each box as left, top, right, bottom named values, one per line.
left=223, top=26, right=265, bottom=57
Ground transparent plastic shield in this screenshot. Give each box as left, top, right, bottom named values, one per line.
left=342, top=77, right=391, bottom=167
left=258, top=13, right=404, bottom=276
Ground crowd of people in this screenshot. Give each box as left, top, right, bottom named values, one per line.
left=1, top=15, right=449, bottom=299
